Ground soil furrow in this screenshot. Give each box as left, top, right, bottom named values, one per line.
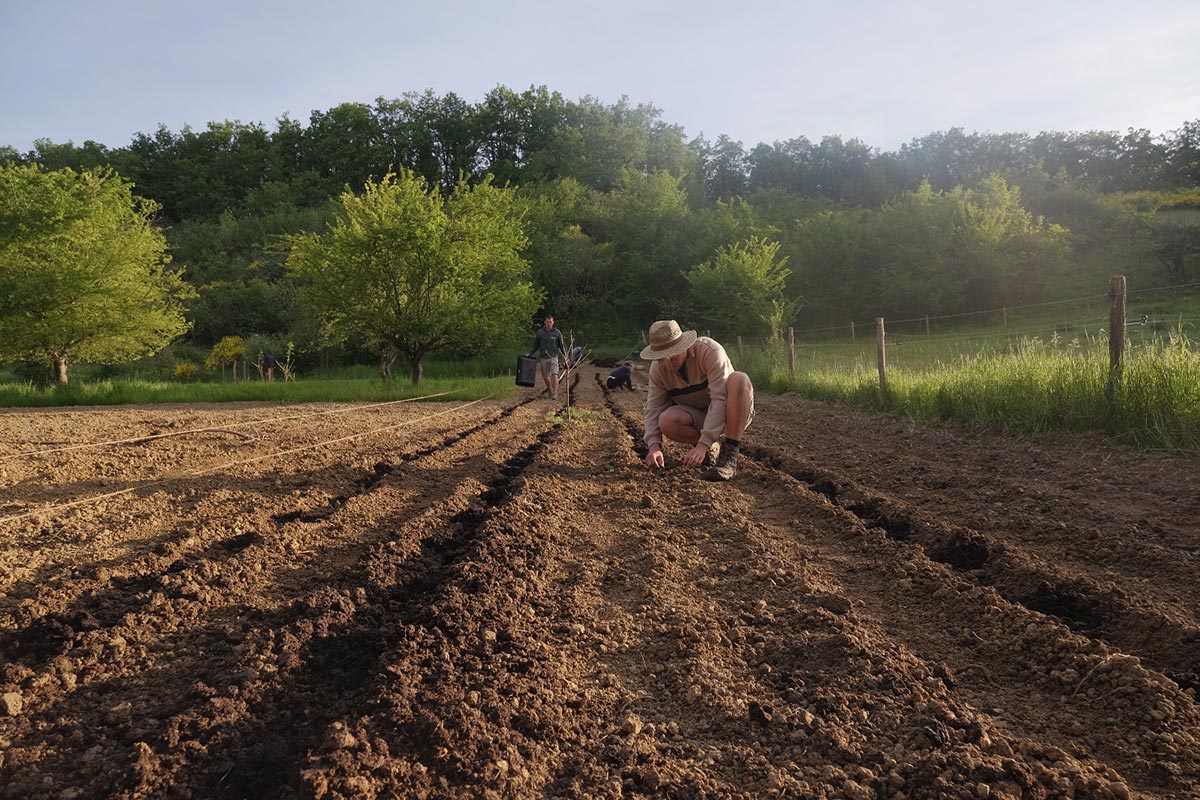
left=2, top=377, right=1198, bottom=799
left=0, top=400, right=553, bottom=797
left=153, top=425, right=566, bottom=799
left=0, top=401, right=530, bottom=669
left=744, top=443, right=1200, bottom=697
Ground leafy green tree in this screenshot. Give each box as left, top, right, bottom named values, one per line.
left=301, top=103, right=393, bottom=200
left=603, top=169, right=702, bottom=321
left=787, top=176, right=1070, bottom=323
left=519, top=178, right=611, bottom=329
left=788, top=208, right=871, bottom=321
left=747, top=137, right=815, bottom=195
left=537, top=96, right=687, bottom=192
left=692, top=134, right=749, bottom=202
left=204, top=335, right=248, bottom=380
left=747, top=135, right=891, bottom=206
left=189, top=279, right=290, bottom=344
left=475, top=85, right=568, bottom=186
left=895, top=129, right=1042, bottom=193
left=287, top=170, right=540, bottom=384
left=869, top=177, right=1070, bottom=314
left=1111, top=189, right=1200, bottom=282
left=25, top=138, right=113, bottom=172
left=1164, top=119, right=1200, bottom=187
left=1149, top=203, right=1200, bottom=283
left=0, top=164, right=194, bottom=384
left=685, top=237, right=793, bottom=337
left=1021, top=184, right=1153, bottom=293
left=373, top=91, right=486, bottom=195
left=531, top=223, right=618, bottom=336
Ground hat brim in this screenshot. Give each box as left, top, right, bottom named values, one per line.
left=640, top=330, right=697, bottom=360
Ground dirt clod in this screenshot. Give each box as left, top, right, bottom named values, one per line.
left=1, top=693, right=22, bottom=716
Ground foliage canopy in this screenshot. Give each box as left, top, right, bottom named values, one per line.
left=287, top=170, right=541, bottom=384
left=0, top=164, right=193, bottom=384
left=4, top=93, right=1199, bottom=367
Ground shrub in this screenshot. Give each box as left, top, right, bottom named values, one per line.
left=173, top=361, right=200, bottom=381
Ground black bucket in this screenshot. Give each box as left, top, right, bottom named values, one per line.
left=515, top=355, right=537, bottom=387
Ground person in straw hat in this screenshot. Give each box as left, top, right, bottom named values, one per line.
left=640, top=320, right=754, bottom=481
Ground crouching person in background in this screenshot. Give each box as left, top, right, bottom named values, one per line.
left=606, top=361, right=635, bottom=392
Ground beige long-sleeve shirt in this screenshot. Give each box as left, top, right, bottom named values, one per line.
left=643, top=337, right=733, bottom=449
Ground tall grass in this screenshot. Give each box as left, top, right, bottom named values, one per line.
left=0, top=375, right=515, bottom=408
left=745, top=333, right=1200, bottom=451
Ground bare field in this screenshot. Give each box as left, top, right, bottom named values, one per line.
left=1, top=372, right=1198, bottom=799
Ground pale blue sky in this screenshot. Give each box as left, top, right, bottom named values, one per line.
left=2, top=0, right=1198, bottom=154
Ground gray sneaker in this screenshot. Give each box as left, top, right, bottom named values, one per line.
left=704, top=444, right=738, bottom=481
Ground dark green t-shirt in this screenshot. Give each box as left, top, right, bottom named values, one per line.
left=531, top=327, right=565, bottom=358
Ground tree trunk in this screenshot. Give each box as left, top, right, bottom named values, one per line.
left=55, top=356, right=69, bottom=385
left=410, top=357, right=423, bottom=386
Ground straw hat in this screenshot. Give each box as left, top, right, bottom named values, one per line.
left=639, top=320, right=697, bottom=360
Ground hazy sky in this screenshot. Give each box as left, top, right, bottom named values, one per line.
left=2, top=0, right=1198, bottom=155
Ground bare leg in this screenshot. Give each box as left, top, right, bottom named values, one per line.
left=658, top=406, right=701, bottom=445
left=724, top=372, right=754, bottom=441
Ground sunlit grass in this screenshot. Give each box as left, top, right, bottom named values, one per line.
left=745, top=332, right=1200, bottom=451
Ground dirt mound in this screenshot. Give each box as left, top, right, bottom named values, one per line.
left=1, top=381, right=1197, bottom=798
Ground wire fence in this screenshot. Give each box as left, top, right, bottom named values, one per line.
left=724, top=276, right=1200, bottom=450
left=780, top=280, right=1200, bottom=339
left=713, top=279, right=1200, bottom=374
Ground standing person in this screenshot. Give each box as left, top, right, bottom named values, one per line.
left=606, top=361, right=635, bottom=392
left=528, top=314, right=566, bottom=399
left=264, top=352, right=276, bottom=382
left=641, top=320, right=754, bottom=481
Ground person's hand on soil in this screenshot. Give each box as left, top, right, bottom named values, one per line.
left=683, top=442, right=708, bottom=467
left=645, top=446, right=665, bottom=469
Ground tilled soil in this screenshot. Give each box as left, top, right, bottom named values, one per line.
left=0, top=372, right=1197, bottom=800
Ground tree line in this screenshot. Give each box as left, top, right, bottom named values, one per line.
left=2, top=86, right=1198, bottom=383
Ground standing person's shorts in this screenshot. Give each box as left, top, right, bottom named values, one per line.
left=538, top=355, right=558, bottom=381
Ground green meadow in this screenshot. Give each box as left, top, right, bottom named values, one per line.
left=741, top=291, right=1200, bottom=450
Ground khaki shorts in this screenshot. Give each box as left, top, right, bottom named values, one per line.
left=674, top=395, right=754, bottom=433
left=538, top=355, right=559, bottom=381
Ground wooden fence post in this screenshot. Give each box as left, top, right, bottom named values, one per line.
left=1002, top=306, right=1008, bottom=329
left=876, top=318, right=888, bottom=402
left=924, top=315, right=930, bottom=336
left=787, top=327, right=796, bottom=379
left=1105, top=276, right=1127, bottom=408
left=850, top=321, right=856, bottom=340
left=737, top=335, right=744, bottom=361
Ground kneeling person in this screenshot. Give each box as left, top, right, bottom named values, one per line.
left=640, top=320, right=753, bottom=481
left=606, top=361, right=635, bottom=391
